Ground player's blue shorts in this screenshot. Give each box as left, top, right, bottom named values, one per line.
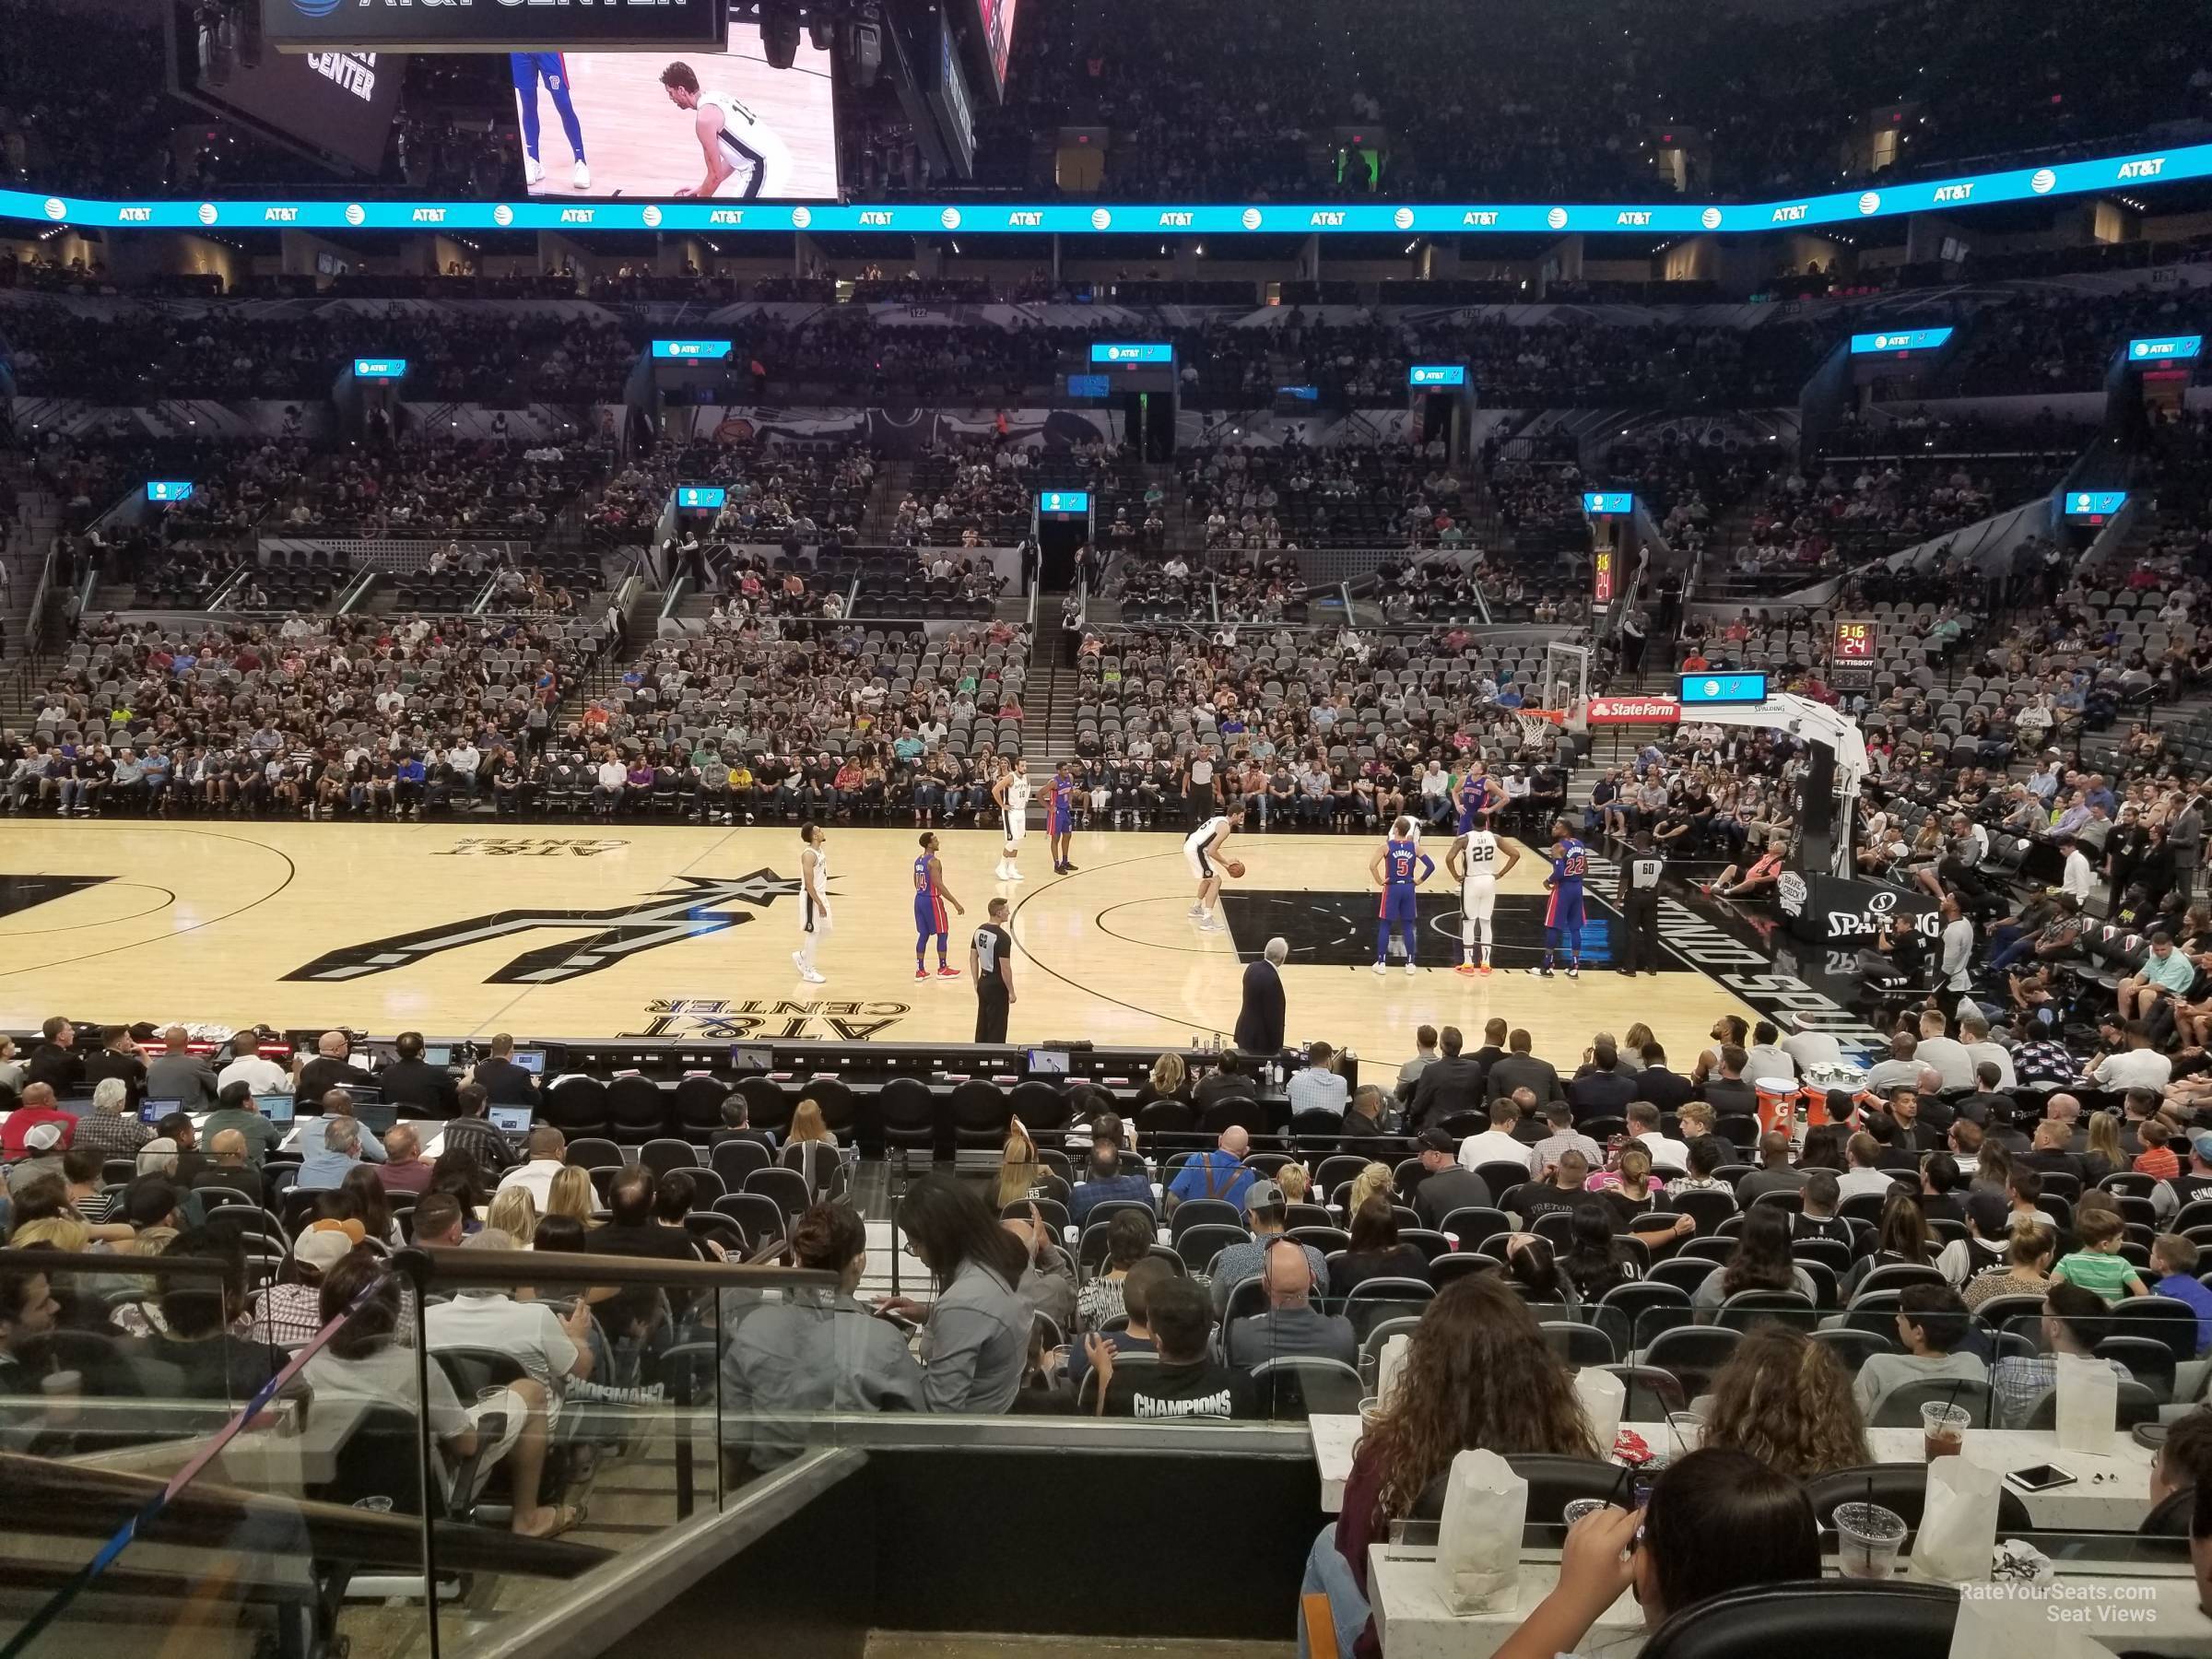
left=1378, top=888, right=1418, bottom=922
left=913, top=892, right=947, bottom=935
left=1545, top=886, right=1586, bottom=929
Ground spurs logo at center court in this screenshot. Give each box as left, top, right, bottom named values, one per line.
left=285, top=871, right=802, bottom=985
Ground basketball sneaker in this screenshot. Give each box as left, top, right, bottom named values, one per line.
left=524, top=156, right=544, bottom=185
left=573, top=161, right=592, bottom=189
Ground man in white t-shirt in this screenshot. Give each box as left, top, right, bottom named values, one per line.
left=1778, top=1022, right=1843, bottom=1072
left=217, top=1030, right=292, bottom=1096
left=1913, top=1006, right=1977, bottom=1092
left=424, top=1230, right=594, bottom=1403
left=494, top=1126, right=569, bottom=1209
left=2088, top=1021, right=2172, bottom=1092
left=1740, top=1021, right=1797, bottom=1088
left=1457, top=1098, right=1534, bottom=1173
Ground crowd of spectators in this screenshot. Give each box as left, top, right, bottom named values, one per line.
left=6, top=610, right=595, bottom=818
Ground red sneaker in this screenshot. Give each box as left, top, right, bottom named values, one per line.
left=1477, top=963, right=1493, bottom=976
left=935, top=965, right=961, bottom=977
left=1454, top=962, right=1477, bottom=976
left=913, top=967, right=929, bottom=980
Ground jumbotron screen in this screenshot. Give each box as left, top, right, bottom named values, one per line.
left=508, top=35, right=838, bottom=201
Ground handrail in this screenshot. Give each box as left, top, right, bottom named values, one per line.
left=468, top=571, right=501, bottom=614
left=396, top=1244, right=839, bottom=1295
left=20, top=536, right=58, bottom=658
left=0, top=1453, right=607, bottom=1580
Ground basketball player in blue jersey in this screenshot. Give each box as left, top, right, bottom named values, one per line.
left=1453, top=762, right=1494, bottom=835
left=911, top=831, right=966, bottom=980
left=1534, top=818, right=1588, bottom=979
left=1369, top=816, right=1436, bottom=976
left=1047, top=762, right=1078, bottom=874
left=509, top=53, right=590, bottom=190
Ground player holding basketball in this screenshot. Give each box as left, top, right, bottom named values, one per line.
left=1184, top=805, right=1244, bottom=933
left=509, top=53, right=590, bottom=190
left=659, top=62, right=794, bottom=199
left=1047, top=761, right=1077, bottom=875
left=1446, top=810, right=1522, bottom=975
left=1533, top=818, right=1588, bottom=980
left=792, top=822, right=830, bottom=983
left=912, top=831, right=966, bottom=980
left=1370, top=816, right=1435, bottom=976
left=992, top=760, right=1030, bottom=883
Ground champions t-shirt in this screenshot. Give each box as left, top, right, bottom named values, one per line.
left=1103, top=1359, right=1253, bottom=1420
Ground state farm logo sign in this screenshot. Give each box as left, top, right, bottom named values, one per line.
left=1585, top=696, right=1681, bottom=725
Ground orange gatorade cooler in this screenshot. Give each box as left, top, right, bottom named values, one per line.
left=1753, top=1077, right=1797, bottom=1135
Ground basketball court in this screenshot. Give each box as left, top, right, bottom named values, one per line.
left=0, top=820, right=1759, bottom=1063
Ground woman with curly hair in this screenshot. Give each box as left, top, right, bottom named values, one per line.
left=1305, top=1275, right=1596, bottom=1659
left=1698, top=1326, right=1869, bottom=1481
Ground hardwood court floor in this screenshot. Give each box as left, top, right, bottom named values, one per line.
left=0, top=822, right=1758, bottom=1060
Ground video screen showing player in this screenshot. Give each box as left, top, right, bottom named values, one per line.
left=507, top=27, right=837, bottom=200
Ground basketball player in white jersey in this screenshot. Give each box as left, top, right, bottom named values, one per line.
left=992, top=760, right=1030, bottom=882
left=1183, top=805, right=1244, bottom=933
left=793, top=822, right=830, bottom=982
left=659, top=61, right=794, bottom=200
left=1445, top=810, right=1521, bottom=975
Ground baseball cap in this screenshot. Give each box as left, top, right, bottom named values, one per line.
left=24, top=1121, right=62, bottom=1153
left=2193, top=1132, right=2212, bottom=1164
left=1417, top=1126, right=1457, bottom=1154
left=292, top=1217, right=367, bottom=1272
left=1244, top=1178, right=1285, bottom=1211
left=126, top=1180, right=181, bottom=1228
left=1965, top=1190, right=2009, bottom=1238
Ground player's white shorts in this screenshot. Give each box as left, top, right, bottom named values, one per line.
left=1185, top=845, right=1212, bottom=881
left=803, top=895, right=832, bottom=934
left=1004, top=814, right=1026, bottom=848
left=1462, top=877, right=1497, bottom=922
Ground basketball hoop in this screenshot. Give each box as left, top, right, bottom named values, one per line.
left=1512, top=708, right=1564, bottom=750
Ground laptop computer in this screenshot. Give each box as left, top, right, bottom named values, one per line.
left=421, top=1044, right=453, bottom=1068
left=255, top=1094, right=296, bottom=1126
left=488, top=1104, right=534, bottom=1138
left=138, top=1097, right=183, bottom=1125
left=511, top=1048, right=547, bottom=1076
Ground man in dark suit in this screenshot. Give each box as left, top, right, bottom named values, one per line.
left=1409, top=1127, right=1494, bottom=1229
left=1484, top=1029, right=1563, bottom=1106
left=294, top=1030, right=363, bottom=1104
left=1407, top=1026, right=1486, bottom=1129
left=1697, top=1044, right=1757, bottom=1118
left=1632, top=1041, right=1695, bottom=1113
left=1233, top=936, right=1288, bottom=1057
left=1465, top=1017, right=1510, bottom=1080
left=469, top=1031, right=542, bottom=1108
left=1951, top=1064, right=2011, bottom=1129
left=1568, top=1039, right=1638, bottom=1124
left=374, top=1031, right=455, bottom=1118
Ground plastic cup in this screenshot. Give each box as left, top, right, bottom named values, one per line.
left=1833, top=1502, right=1907, bottom=1580
left=1921, top=1402, right=1970, bottom=1462
left=1562, top=1499, right=1610, bottom=1527
left=39, top=1369, right=80, bottom=1396
left=1049, top=1343, right=1073, bottom=1376
left=352, top=1495, right=394, bottom=1513
left=1359, top=1395, right=1385, bottom=1430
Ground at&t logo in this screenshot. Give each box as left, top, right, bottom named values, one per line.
left=940, top=206, right=961, bottom=229
left=1394, top=207, right=1414, bottom=230
left=2030, top=168, right=2057, bottom=194
left=42, top=197, right=65, bottom=221
left=1857, top=192, right=1881, bottom=215
left=492, top=204, right=514, bottom=227
left=196, top=203, right=218, bottom=225
left=1241, top=207, right=1263, bottom=229
left=1700, top=207, right=1723, bottom=230
left=791, top=206, right=812, bottom=229
left=1090, top=207, right=1112, bottom=230
left=1547, top=207, right=1569, bottom=230
left=290, top=0, right=342, bottom=16
left=344, top=203, right=366, bottom=226
left=642, top=205, right=663, bottom=228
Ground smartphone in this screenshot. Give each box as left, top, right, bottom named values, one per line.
left=2004, top=1464, right=2077, bottom=1493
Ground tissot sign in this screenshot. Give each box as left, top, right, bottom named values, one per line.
left=263, top=0, right=726, bottom=52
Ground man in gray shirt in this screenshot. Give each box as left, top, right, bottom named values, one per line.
left=1863, top=1031, right=1924, bottom=1098
left=145, top=1025, right=221, bottom=1112
left=1735, top=1131, right=1809, bottom=1204
left=1224, top=1238, right=1357, bottom=1369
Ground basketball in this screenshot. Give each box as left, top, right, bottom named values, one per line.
left=1223, top=859, right=1246, bottom=878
